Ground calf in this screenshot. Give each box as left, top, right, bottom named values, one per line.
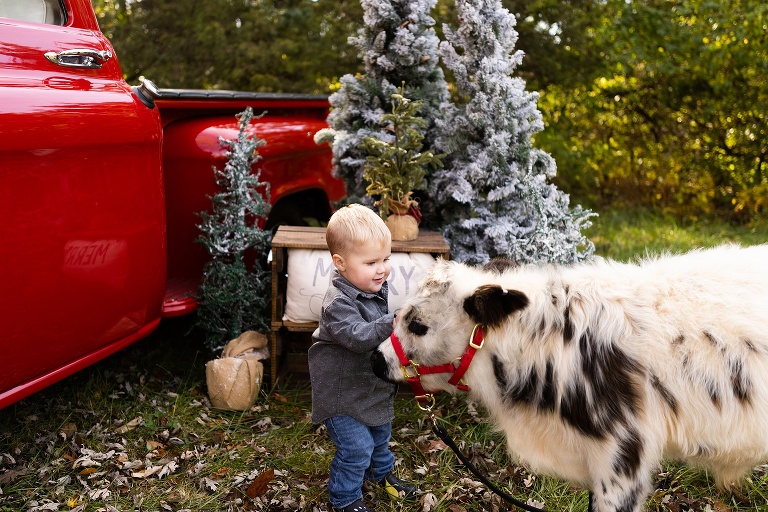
left=371, top=244, right=768, bottom=512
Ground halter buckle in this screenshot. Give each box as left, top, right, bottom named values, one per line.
left=400, top=362, right=420, bottom=380
left=469, top=324, right=485, bottom=350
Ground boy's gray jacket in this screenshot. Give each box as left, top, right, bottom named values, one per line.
left=308, top=271, right=397, bottom=425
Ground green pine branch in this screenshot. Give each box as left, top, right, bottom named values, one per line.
left=362, top=86, right=443, bottom=218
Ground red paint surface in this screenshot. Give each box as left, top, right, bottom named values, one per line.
left=0, top=0, right=344, bottom=408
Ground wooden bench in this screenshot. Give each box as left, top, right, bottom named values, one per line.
left=269, top=225, right=450, bottom=386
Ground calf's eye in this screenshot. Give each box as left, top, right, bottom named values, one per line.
left=407, top=320, right=429, bottom=336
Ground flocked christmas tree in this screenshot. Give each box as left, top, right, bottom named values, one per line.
left=196, top=107, right=271, bottom=351
left=320, top=0, right=448, bottom=205
left=431, top=0, right=595, bottom=265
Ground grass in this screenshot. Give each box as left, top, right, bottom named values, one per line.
left=588, top=208, right=768, bottom=261
left=1, top=209, right=767, bottom=511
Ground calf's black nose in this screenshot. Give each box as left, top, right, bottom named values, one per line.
left=370, top=349, right=398, bottom=383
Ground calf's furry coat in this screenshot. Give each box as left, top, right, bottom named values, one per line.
left=372, top=244, right=768, bottom=512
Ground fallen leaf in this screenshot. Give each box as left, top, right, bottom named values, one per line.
left=201, top=476, right=218, bottom=492
left=114, top=416, right=143, bottom=434
left=146, top=440, right=165, bottom=451
left=88, top=488, right=110, bottom=500
left=245, top=468, right=275, bottom=498
left=0, top=468, right=33, bottom=484
left=28, top=500, right=59, bottom=511
left=252, top=417, right=272, bottom=430
left=59, top=422, right=77, bottom=440
left=77, top=467, right=98, bottom=476
left=420, top=492, right=439, bottom=512
left=425, top=439, right=447, bottom=453
left=157, top=460, right=178, bottom=479
left=132, top=466, right=161, bottom=479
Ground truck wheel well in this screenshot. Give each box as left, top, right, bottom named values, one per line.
left=265, top=189, right=333, bottom=232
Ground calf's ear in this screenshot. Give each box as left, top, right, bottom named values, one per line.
left=463, top=285, right=529, bottom=328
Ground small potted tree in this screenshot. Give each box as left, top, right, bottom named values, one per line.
left=361, top=86, right=443, bottom=240
left=196, top=106, right=271, bottom=350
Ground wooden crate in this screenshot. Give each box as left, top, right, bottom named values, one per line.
left=269, top=226, right=450, bottom=386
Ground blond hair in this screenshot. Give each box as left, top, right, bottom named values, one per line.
left=326, top=204, right=391, bottom=257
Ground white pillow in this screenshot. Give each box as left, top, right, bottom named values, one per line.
left=282, top=249, right=436, bottom=323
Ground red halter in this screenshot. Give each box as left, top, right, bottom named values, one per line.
left=389, top=324, right=485, bottom=405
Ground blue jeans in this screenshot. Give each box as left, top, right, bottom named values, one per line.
left=324, top=416, right=395, bottom=509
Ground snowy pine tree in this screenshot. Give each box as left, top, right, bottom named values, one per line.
left=431, top=0, right=595, bottom=265
left=322, top=0, right=448, bottom=205
left=196, top=107, right=272, bottom=351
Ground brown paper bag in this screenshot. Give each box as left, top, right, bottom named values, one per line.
left=206, top=331, right=269, bottom=410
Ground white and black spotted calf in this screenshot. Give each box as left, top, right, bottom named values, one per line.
left=372, top=244, right=768, bottom=512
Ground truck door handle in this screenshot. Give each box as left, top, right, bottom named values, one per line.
left=44, top=49, right=113, bottom=69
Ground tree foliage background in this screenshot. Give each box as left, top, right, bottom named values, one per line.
left=93, top=0, right=767, bottom=222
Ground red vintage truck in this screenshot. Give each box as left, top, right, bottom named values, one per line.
left=0, top=0, right=345, bottom=408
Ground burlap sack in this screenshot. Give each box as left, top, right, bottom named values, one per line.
left=385, top=197, right=419, bottom=241
left=206, top=331, right=269, bottom=411
left=386, top=214, right=419, bottom=241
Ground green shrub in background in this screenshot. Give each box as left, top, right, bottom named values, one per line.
left=95, top=0, right=768, bottom=223
left=536, top=0, right=768, bottom=222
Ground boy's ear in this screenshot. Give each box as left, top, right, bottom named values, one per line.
left=332, top=253, right=345, bottom=271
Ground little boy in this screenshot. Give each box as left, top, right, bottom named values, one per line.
left=308, top=204, right=417, bottom=512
